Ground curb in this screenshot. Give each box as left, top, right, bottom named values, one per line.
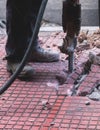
left=40, top=26, right=99, bottom=32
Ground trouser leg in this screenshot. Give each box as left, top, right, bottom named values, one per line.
left=6, top=0, right=42, bottom=62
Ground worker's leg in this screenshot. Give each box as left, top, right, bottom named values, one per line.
left=5, top=0, right=35, bottom=78
left=27, top=0, right=60, bottom=62
left=6, top=0, right=59, bottom=63
left=6, top=0, right=35, bottom=62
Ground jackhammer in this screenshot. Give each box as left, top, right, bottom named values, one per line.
left=60, top=0, right=81, bottom=72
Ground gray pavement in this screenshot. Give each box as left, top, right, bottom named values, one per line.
left=43, top=0, right=99, bottom=26
left=0, top=0, right=99, bottom=26
left=80, top=0, right=99, bottom=26
left=0, top=0, right=6, bottom=19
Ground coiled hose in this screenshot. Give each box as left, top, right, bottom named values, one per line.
left=0, top=0, right=48, bottom=94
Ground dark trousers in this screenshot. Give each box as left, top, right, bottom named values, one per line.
left=6, top=0, right=42, bottom=62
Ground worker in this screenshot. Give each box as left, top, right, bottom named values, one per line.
left=5, top=0, right=59, bottom=79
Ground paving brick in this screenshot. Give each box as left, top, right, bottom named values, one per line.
left=88, top=125, right=97, bottom=129
left=31, top=126, right=40, bottom=130
left=77, top=65, right=100, bottom=96
left=78, top=124, right=88, bottom=129
left=60, top=128, right=68, bottom=130
left=5, top=124, right=14, bottom=129
left=13, top=125, right=23, bottom=129
left=70, top=72, right=80, bottom=80
left=0, top=125, right=5, bottom=129
left=22, top=125, right=31, bottom=130
left=50, top=127, right=59, bottom=130
left=66, top=78, right=75, bottom=84
left=91, top=65, right=100, bottom=72
left=41, top=126, right=49, bottom=130
left=96, top=125, right=100, bottom=130
left=57, top=84, right=73, bottom=96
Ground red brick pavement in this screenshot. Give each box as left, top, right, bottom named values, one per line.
left=0, top=30, right=100, bottom=130
left=77, top=65, right=100, bottom=96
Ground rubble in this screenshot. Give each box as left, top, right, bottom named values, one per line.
left=85, top=101, right=90, bottom=105
left=55, top=71, right=67, bottom=85
left=88, top=91, right=100, bottom=101
left=41, top=100, right=52, bottom=110
left=89, top=52, right=100, bottom=65
left=78, top=31, right=88, bottom=43
left=77, top=29, right=100, bottom=50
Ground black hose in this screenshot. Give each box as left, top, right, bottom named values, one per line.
left=0, top=0, right=48, bottom=94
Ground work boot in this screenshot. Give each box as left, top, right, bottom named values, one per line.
left=7, top=61, right=35, bottom=79
left=29, top=46, right=59, bottom=62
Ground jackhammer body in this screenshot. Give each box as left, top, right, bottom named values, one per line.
left=60, top=0, right=81, bottom=72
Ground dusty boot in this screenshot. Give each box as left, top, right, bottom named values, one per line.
left=29, top=46, right=59, bottom=62
left=7, top=61, right=35, bottom=79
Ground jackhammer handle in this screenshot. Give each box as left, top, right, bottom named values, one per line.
left=62, top=0, right=81, bottom=35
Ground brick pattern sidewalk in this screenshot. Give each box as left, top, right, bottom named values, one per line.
left=0, top=30, right=100, bottom=130
left=77, top=65, right=100, bottom=96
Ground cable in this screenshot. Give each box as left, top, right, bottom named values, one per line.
left=0, top=0, right=48, bottom=94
